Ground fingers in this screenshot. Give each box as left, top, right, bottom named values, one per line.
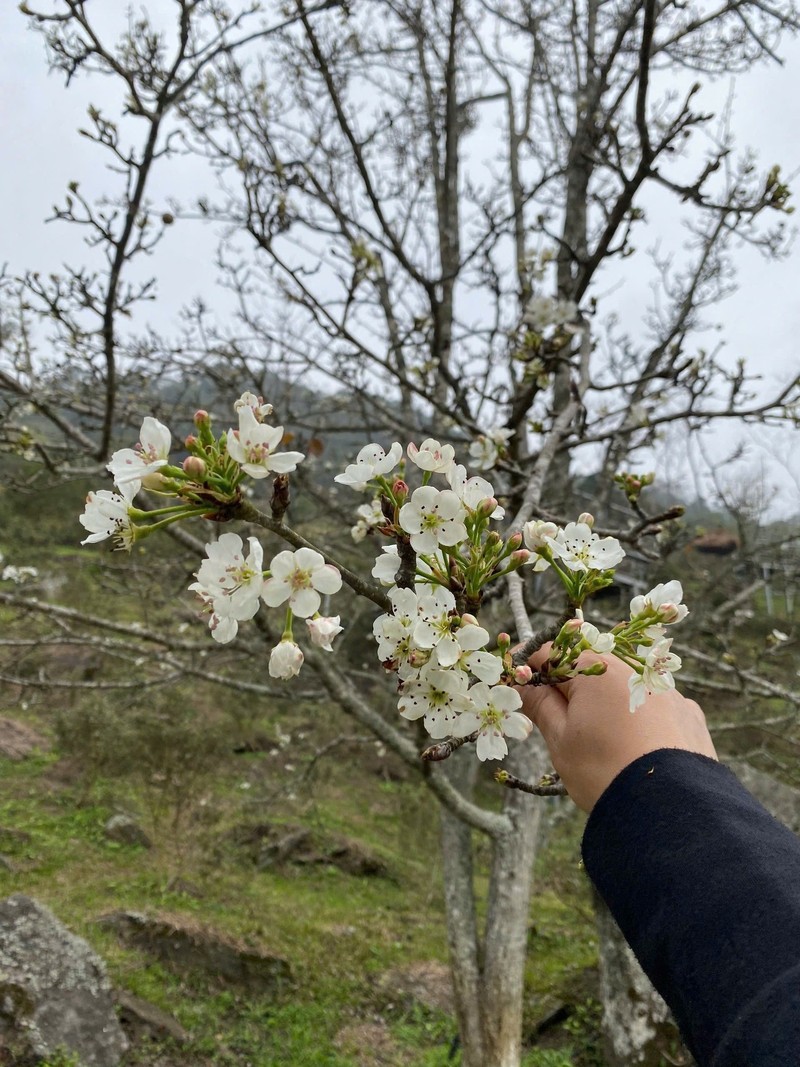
left=517, top=680, right=567, bottom=747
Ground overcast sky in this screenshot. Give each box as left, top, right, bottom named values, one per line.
left=2, top=3, right=799, bottom=515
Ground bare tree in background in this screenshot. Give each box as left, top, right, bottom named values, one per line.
left=2, top=1, right=800, bottom=1064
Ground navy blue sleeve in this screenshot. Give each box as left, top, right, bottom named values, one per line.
left=582, top=748, right=800, bottom=1067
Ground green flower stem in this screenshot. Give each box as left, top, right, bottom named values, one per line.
left=282, top=606, right=295, bottom=641
left=134, top=508, right=209, bottom=537
left=128, top=504, right=203, bottom=519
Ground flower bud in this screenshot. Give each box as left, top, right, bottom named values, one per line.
left=392, top=479, right=409, bottom=505
left=460, top=613, right=479, bottom=627
left=484, top=531, right=503, bottom=551
left=564, top=618, right=583, bottom=633
left=507, top=549, right=531, bottom=570
left=513, top=664, right=533, bottom=684
left=659, top=602, right=681, bottom=624
left=579, top=662, right=607, bottom=676
left=182, top=455, right=206, bottom=479
left=477, top=496, right=499, bottom=517
left=578, top=512, right=594, bottom=528
left=193, top=409, right=210, bottom=428
left=506, top=532, right=523, bottom=550
left=496, top=633, right=511, bottom=654
left=184, top=434, right=199, bottom=449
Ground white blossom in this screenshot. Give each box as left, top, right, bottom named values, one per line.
left=522, top=519, right=559, bottom=551
left=351, top=497, right=385, bottom=542
left=523, top=295, right=578, bottom=333
left=545, top=521, right=625, bottom=573
left=445, top=623, right=503, bottom=684
left=234, top=391, right=273, bottom=422
left=397, top=664, right=473, bottom=738
left=447, top=464, right=504, bottom=519
left=630, top=580, right=688, bottom=625
left=269, top=639, right=305, bottom=679
left=306, top=615, right=343, bottom=651
left=107, top=416, right=172, bottom=495
left=468, top=427, right=513, bottom=471
left=1, top=565, right=39, bottom=583
left=372, top=545, right=401, bottom=586
left=398, top=486, right=467, bottom=555
left=372, top=586, right=420, bottom=676
left=407, top=438, right=455, bottom=475
left=579, top=621, right=615, bottom=653
left=452, top=683, right=532, bottom=761
left=190, top=534, right=264, bottom=641
left=262, top=547, right=342, bottom=618
left=628, top=637, right=682, bottom=711
left=413, top=587, right=460, bottom=666
left=79, top=489, right=136, bottom=550
left=334, top=442, right=403, bottom=491
left=227, top=406, right=304, bottom=479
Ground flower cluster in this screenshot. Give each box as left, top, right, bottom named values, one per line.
left=79, top=389, right=693, bottom=759
left=80, top=394, right=341, bottom=672
left=334, top=437, right=529, bottom=606
left=373, top=587, right=531, bottom=761
left=540, top=579, right=688, bottom=712
left=522, top=514, right=626, bottom=603
left=79, top=392, right=305, bottom=551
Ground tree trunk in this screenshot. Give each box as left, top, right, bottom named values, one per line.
left=594, top=892, right=690, bottom=1065
left=439, top=750, right=487, bottom=1067
left=440, top=737, right=547, bottom=1067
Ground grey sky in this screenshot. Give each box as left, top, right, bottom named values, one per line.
left=2, top=3, right=799, bottom=515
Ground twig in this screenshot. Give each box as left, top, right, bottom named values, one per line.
left=495, top=770, right=567, bottom=797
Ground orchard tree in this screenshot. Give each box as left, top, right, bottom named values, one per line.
left=2, top=2, right=800, bottom=1066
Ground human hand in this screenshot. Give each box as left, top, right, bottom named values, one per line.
left=518, top=648, right=717, bottom=812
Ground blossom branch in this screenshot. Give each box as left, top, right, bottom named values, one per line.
left=494, top=770, right=567, bottom=797
left=234, top=499, right=390, bottom=611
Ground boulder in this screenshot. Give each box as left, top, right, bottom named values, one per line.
left=103, top=815, right=152, bottom=849
left=227, top=822, right=389, bottom=877
left=0, top=894, right=127, bottom=1066
left=115, top=990, right=190, bottom=1045
left=98, top=911, right=291, bottom=994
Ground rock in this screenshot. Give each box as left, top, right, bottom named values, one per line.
left=98, top=911, right=291, bottom=994
left=379, top=961, right=455, bottom=1016
left=104, top=814, right=152, bottom=849
left=0, top=893, right=127, bottom=1067
left=0, top=719, right=49, bottom=762
left=727, top=760, right=800, bottom=832
left=115, top=990, right=190, bottom=1045
left=227, top=822, right=389, bottom=877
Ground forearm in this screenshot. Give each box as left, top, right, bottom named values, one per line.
left=583, top=749, right=800, bottom=1067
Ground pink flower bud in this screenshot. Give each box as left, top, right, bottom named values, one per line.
left=506, top=532, right=523, bottom=550
left=460, top=613, right=479, bottom=627
left=496, top=633, right=511, bottom=653
left=184, top=434, right=199, bottom=449
left=514, top=665, right=533, bottom=684
left=182, top=455, right=206, bottom=479
left=392, top=479, right=409, bottom=503
left=193, top=409, right=210, bottom=427
left=478, top=496, right=499, bottom=517
left=578, top=512, right=595, bottom=528
left=659, top=603, right=681, bottom=623
left=508, top=549, right=531, bottom=570
left=563, top=618, right=583, bottom=633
